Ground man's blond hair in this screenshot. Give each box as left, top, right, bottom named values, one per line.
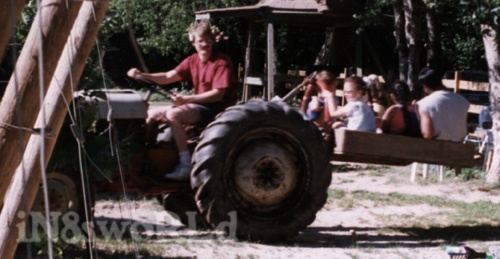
left=188, top=20, right=215, bottom=42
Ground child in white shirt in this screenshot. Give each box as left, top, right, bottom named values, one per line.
left=325, top=76, right=376, bottom=132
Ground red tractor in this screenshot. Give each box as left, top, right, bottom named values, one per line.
left=33, top=79, right=332, bottom=242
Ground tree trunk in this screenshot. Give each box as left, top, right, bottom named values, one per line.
left=0, top=0, right=82, bottom=208
left=393, top=0, right=408, bottom=81
left=424, top=1, right=441, bottom=69
left=482, top=24, right=500, bottom=183
left=0, top=0, right=26, bottom=62
left=0, top=1, right=109, bottom=258
left=314, top=27, right=334, bottom=66
left=403, top=0, right=423, bottom=92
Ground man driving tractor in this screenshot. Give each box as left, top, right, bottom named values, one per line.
left=127, top=20, right=237, bottom=181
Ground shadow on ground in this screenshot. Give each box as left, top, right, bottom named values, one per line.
left=13, top=216, right=498, bottom=258
left=289, top=224, right=499, bottom=248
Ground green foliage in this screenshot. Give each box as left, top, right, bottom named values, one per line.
left=355, top=0, right=392, bottom=28
left=461, top=0, right=500, bottom=29
left=437, top=0, right=487, bottom=70
left=17, top=0, right=36, bottom=42
left=360, top=0, right=489, bottom=71
left=458, top=166, right=486, bottom=181
left=107, top=0, right=258, bottom=62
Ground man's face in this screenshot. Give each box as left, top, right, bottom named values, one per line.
left=192, top=33, right=213, bottom=55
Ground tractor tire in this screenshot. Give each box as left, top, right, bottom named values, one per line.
left=31, top=172, right=94, bottom=228
left=191, top=100, right=331, bottom=242
left=161, top=192, right=210, bottom=230
left=159, top=192, right=210, bottom=230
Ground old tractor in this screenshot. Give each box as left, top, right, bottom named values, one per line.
left=33, top=76, right=332, bottom=242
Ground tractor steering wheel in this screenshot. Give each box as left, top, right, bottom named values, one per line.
left=134, top=74, right=170, bottom=101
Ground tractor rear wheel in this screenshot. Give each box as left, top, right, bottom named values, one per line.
left=191, top=100, right=331, bottom=242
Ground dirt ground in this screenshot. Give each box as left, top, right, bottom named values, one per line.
left=88, top=163, right=500, bottom=259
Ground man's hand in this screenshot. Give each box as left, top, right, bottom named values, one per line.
left=127, top=68, right=141, bottom=79
left=171, top=93, right=188, bottom=106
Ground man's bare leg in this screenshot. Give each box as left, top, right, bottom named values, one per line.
left=163, top=104, right=201, bottom=180
left=145, top=107, right=167, bottom=146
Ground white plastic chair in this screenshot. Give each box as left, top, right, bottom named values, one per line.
left=411, top=163, right=444, bottom=182
left=464, top=128, right=485, bottom=149
left=479, top=130, right=494, bottom=171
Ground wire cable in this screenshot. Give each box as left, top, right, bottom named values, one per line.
left=35, top=0, right=54, bottom=258
left=61, top=1, right=96, bottom=257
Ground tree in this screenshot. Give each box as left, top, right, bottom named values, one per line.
left=422, top=0, right=441, bottom=69
left=393, top=0, right=409, bottom=81
left=462, top=0, right=500, bottom=183
left=482, top=22, right=500, bottom=183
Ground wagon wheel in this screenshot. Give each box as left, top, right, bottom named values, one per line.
left=191, top=100, right=331, bottom=242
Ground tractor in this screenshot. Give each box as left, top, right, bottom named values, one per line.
left=32, top=76, right=332, bottom=242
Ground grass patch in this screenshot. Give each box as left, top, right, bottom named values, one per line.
left=330, top=190, right=500, bottom=225
left=328, top=189, right=346, bottom=199
left=457, top=167, right=486, bottom=181
left=385, top=175, right=401, bottom=184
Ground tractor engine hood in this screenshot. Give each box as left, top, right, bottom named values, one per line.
left=75, top=89, right=148, bottom=120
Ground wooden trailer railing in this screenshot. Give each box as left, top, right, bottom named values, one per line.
left=442, top=71, right=489, bottom=115
left=332, top=128, right=477, bottom=168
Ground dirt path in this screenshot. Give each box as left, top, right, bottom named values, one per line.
left=87, top=164, right=500, bottom=258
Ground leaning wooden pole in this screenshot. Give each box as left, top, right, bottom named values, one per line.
left=0, top=0, right=26, bottom=62
left=0, top=1, right=109, bottom=258
left=0, top=0, right=82, bottom=209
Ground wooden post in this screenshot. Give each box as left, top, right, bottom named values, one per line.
left=266, top=22, right=274, bottom=100
left=0, top=0, right=82, bottom=208
left=242, top=22, right=254, bottom=102
left=0, top=1, right=109, bottom=258
left=0, top=0, right=26, bottom=61
left=454, top=71, right=462, bottom=93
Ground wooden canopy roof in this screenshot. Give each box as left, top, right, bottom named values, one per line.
left=195, top=0, right=360, bottom=27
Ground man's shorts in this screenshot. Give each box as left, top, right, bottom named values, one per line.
left=148, top=103, right=219, bottom=126
left=191, top=103, right=219, bottom=125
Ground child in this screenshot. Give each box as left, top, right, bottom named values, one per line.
left=300, top=70, right=338, bottom=129
left=364, top=74, right=387, bottom=132
left=328, top=76, right=376, bottom=132
left=381, top=80, right=421, bottom=137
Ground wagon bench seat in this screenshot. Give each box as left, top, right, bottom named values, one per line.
left=332, top=128, right=477, bottom=168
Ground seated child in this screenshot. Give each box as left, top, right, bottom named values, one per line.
left=364, top=74, right=388, bottom=125
left=381, top=80, right=421, bottom=137
left=300, top=70, right=338, bottom=129
left=327, top=76, right=376, bottom=132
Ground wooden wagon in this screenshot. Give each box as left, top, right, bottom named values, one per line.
left=332, top=128, right=477, bottom=175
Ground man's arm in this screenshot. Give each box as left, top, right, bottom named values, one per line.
left=418, top=107, right=434, bottom=139
left=127, top=68, right=182, bottom=85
